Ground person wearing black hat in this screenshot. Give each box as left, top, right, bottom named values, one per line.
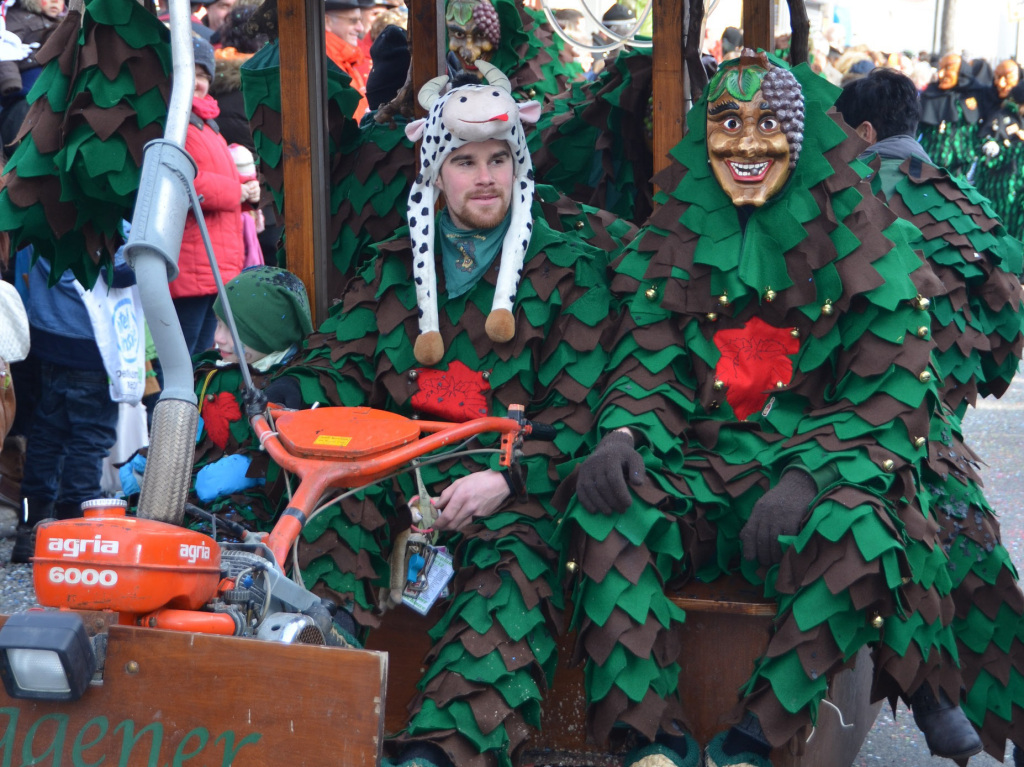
left=589, top=3, right=634, bottom=75
left=365, top=23, right=410, bottom=113
left=355, top=0, right=392, bottom=82
left=325, top=0, right=369, bottom=119
left=720, top=26, right=742, bottom=61
left=203, top=0, right=236, bottom=33
left=187, top=0, right=216, bottom=40
left=601, top=2, right=635, bottom=37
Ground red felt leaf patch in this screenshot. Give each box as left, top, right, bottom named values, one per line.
left=202, top=391, right=242, bottom=449
left=713, top=316, right=799, bottom=421
left=411, top=360, right=491, bottom=423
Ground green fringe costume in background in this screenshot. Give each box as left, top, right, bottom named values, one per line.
left=866, top=151, right=1024, bottom=760
left=485, top=0, right=582, bottom=105
left=917, top=82, right=981, bottom=181
left=0, top=0, right=170, bottom=286
left=973, top=98, right=1024, bottom=242
left=558, top=57, right=966, bottom=753
left=529, top=47, right=654, bottom=226
left=269, top=195, right=633, bottom=767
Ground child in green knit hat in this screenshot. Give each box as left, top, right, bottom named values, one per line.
left=211, top=265, right=313, bottom=370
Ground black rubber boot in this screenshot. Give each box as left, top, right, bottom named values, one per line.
left=910, top=684, right=983, bottom=760
left=10, top=498, right=55, bottom=565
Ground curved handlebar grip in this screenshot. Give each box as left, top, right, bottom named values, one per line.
left=528, top=423, right=557, bottom=441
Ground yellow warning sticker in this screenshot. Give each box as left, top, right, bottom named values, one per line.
left=314, top=435, right=353, bottom=447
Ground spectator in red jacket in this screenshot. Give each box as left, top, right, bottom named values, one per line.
left=173, top=36, right=256, bottom=356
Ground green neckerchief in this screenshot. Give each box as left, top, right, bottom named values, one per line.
left=438, top=209, right=511, bottom=298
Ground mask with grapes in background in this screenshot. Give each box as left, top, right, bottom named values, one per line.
left=445, top=0, right=501, bottom=73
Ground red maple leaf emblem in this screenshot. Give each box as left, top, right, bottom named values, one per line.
left=713, top=317, right=799, bottom=421
left=201, top=391, right=242, bottom=449
left=410, top=360, right=491, bottom=423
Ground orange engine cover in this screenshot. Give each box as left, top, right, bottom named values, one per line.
left=33, top=506, right=221, bottom=615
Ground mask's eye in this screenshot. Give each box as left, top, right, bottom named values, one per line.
left=760, top=116, right=780, bottom=132
left=721, top=116, right=741, bottom=131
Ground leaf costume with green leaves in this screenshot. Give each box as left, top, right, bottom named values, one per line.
left=529, top=47, right=654, bottom=225
left=0, top=0, right=170, bottom=286
left=866, top=151, right=1024, bottom=760
left=240, top=39, right=393, bottom=287
left=559, top=56, right=965, bottom=751
left=269, top=187, right=633, bottom=767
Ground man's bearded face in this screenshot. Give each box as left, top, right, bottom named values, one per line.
left=937, top=54, right=961, bottom=90
left=995, top=60, right=1019, bottom=99
left=707, top=88, right=791, bottom=207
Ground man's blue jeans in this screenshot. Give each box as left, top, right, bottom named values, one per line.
left=20, top=362, right=118, bottom=508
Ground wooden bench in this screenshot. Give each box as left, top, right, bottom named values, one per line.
left=366, top=575, right=880, bottom=766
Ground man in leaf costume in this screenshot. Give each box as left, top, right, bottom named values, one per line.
left=0, top=0, right=171, bottom=286
left=836, top=67, right=1024, bottom=762
left=917, top=54, right=987, bottom=180
left=267, top=66, right=633, bottom=767
left=529, top=47, right=655, bottom=226
left=562, top=50, right=983, bottom=767
left=973, top=59, right=1024, bottom=241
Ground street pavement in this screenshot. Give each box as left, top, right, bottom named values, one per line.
left=854, top=373, right=1024, bottom=766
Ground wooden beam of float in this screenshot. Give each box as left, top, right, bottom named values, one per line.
left=411, top=0, right=448, bottom=108
left=743, top=0, right=774, bottom=53
left=652, top=0, right=685, bottom=175
left=278, top=0, right=331, bottom=324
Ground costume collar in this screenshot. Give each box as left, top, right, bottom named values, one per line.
left=438, top=209, right=511, bottom=299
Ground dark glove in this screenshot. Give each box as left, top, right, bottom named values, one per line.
left=740, top=469, right=818, bottom=567
left=576, top=431, right=646, bottom=514
left=263, top=376, right=303, bottom=410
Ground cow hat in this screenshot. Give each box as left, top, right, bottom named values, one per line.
left=404, top=61, right=542, bottom=366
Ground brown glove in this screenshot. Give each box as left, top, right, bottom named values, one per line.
left=576, top=431, right=646, bottom=514
left=740, top=469, right=817, bottom=566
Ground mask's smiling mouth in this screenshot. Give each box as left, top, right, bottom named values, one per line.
left=728, top=160, right=772, bottom=182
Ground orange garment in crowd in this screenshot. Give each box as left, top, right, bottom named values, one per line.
left=326, top=29, right=368, bottom=120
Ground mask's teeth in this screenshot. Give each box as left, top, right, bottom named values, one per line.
left=729, top=161, right=770, bottom=177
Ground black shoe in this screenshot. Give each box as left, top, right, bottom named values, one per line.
left=10, top=524, right=35, bottom=564
left=9, top=516, right=57, bottom=565
left=910, top=685, right=983, bottom=760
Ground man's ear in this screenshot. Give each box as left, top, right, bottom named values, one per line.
left=855, top=121, right=877, bottom=145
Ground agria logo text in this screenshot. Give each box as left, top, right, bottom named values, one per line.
left=48, top=536, right=120, bottom=558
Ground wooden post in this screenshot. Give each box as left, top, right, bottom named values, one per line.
left=278, top=0, right=331, bottom=325
left=743, top=0, right=774, bottom=53
left=410, top=0, right=447, bottom=113
left=652, top=0, right=685, bottom=174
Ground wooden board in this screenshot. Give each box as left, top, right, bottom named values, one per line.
left=369, top=577, right=879, bottom=767
left=0, top=617, right=387, bottom=766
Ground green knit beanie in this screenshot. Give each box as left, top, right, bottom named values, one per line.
left=213, top=266, right=313, bottom=354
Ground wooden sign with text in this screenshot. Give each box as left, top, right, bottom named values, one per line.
left=0, top=617, right=386, bottom=766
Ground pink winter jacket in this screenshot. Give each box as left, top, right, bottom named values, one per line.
left=170, top=97, right=244, bottom=299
